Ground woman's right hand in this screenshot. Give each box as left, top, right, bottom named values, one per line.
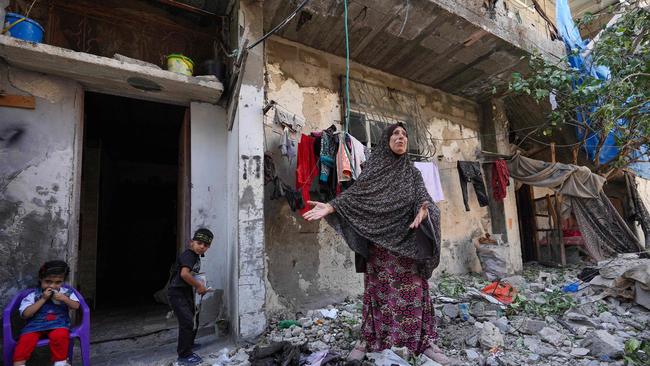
left=303, top=201, right=334, bottom=221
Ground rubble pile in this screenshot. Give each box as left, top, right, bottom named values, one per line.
left=204, top=256, right=650, bottom=366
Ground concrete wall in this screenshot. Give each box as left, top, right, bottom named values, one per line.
left=190, top=102, right=229, bottom=323
left=635, top=176, right=650, bottom=248
left=77, top=145, right=100, bottom=304
left=231, top=0, right=268, bottom=339
left=0, top=65, right=83, bottom=308
left=263, top=37, right=513, bottom=315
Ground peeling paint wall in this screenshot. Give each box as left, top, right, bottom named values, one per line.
left=0, top=65, right=83, bottom=309
left=263, top=37, right=501, bottom=314
left=234, top=0, right=268, bottom=340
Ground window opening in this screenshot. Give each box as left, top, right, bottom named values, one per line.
left=343, top=77, right=436, bottom=160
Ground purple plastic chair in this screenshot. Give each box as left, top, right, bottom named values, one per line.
left=3, top=285, right=90, bottom=366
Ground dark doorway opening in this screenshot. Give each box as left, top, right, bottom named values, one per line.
left=79, top=92, right=185, bottom=311
left=516, top=184, right=538, bottom=263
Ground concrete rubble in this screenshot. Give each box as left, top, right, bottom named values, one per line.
left=184, top=259, right=649, bottom=366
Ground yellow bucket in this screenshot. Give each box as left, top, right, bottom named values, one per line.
left=166, top=54, right=194, bottom=76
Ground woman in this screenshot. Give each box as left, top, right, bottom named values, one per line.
left=303, top=123, right=449, bottom=364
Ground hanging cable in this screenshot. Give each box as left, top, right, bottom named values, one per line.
left=230, top=0, right=311, bottom=57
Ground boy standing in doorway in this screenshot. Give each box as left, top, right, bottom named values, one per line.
left=168, top=228, right=213, bottom=366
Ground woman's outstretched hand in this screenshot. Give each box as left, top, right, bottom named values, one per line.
left=409, top=204, right=429, bottom=229
left=303, top=201, right=335, bottom=221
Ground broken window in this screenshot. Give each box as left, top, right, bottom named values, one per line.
left=343, top=78, right=435, bottom=160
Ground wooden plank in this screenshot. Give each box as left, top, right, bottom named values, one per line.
left=0, top=94, right=35, bottom=109
left=550, top=142, right=556, bottom=163
left=546, top=193, right=558, bottom=262
left=557, top=194, right=566, bottom=266
left=530, top=186, right=541, bottom=261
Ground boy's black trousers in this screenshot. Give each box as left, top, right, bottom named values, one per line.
left=168, top=287, right=196, bottom=357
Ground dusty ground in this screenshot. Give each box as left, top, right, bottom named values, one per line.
left=69, top=258, right=649, bottom=366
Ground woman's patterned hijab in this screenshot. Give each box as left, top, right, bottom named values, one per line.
left=326, top=123, right=440, bottom=275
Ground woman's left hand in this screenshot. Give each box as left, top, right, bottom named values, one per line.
left=409, top=204, right=429, bottom=229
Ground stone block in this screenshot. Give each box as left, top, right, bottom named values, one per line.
left=479, top=322, right=504, bottom=349
left=580, top=330, right=624, bottom=359
left=520, top=319, right=546, bottom=335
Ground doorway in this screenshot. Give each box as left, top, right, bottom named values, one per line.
left=78, top=92, right=188, bottom=341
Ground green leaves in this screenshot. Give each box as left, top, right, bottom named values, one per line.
left=508, top=8, right=650, bottom=173
left=623, top=338, right=650, bottom=365
left=508, top=290, right=576, bottom=318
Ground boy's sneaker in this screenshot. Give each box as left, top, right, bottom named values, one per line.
left=177, top=353, right=203, bottom=366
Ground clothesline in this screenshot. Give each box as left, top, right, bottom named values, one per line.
left=263, top=123, right=509, bottom=167
left=264, top=100, right=575, bottom=146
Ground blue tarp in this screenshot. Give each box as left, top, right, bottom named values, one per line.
left=555, top=0, right=650, bottom=178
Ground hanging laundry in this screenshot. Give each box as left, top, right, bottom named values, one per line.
left=279, top=126, right=297, bottom=159
left=263, top=153, right=276, bottom=185
left=296, top=134, right=317, bottom=215
left=319, top=126, right=337, bottom=184
left=625, top=171, right=650, bottom=248
left=273, top=108, right=305, bottom=131
left=492, top=159, right=510, bottom=201
left=457, top=161, right=489, bottom=211
left=414, top=161, right=444, bottom=202
left=349, top=134, right=366, bottom=180
left=270, top=176, right=304, bottom=212
left=336, top=135, right=353, bottom=182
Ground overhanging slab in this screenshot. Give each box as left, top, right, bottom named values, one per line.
left=0, top=35, right=223, bottom=106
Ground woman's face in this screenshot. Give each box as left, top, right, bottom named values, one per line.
left=389, top=126, right=408, bottom=155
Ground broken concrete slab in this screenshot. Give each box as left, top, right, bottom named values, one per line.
left=442, top=303, right=459, bottom=319
left=501, top=275, right=526, bottom=288
left=564, top=312, right=599, bottom=328
left=519, top=319, right=547, bottom=335
left=580, top=330, right=624, bottom=359
left=539, top=327, right=567, bottom=346
left=479, top=322, right=504, bottom=349
left=524, top=336, right=556, bottom=356
left=0, top=35, right=223, bottom=106
left=570, top=347, right=590, bottom=357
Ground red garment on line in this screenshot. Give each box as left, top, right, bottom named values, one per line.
left=296, top=134, right=317, bottom=215
left=492, top=159, right=510, bottom=201
left=13, top=328, right=69, bottom=362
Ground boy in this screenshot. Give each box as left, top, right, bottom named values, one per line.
left=168, top=228, right=213, bottom=366
left=13, top=260, right=80, bottom=366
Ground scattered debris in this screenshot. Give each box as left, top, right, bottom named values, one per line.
left=202, top=259, right=649, bottom=366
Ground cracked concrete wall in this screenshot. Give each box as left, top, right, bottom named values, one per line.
left=0, top=66, right=83, bottom=310
left=263, top=37, right=499, bottom=315
left=430, top=0, right=564, bottom=59
left=233, top=0, right=267, bottom=339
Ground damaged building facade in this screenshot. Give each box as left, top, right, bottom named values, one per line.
left=261, top=0, right=557, bottom=314
left=258, top=0, right=650, bottom=323
left=0, top=0, right=266, bottom=345
left=1, top=0, right=648, bottom=354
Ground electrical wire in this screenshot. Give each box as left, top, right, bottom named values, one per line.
left=230, top=0, right=311, bottom=57
left=398, top=0, right=410, bottom=37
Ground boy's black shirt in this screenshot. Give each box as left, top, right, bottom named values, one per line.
left=170, top=249, right=200, bottom=288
